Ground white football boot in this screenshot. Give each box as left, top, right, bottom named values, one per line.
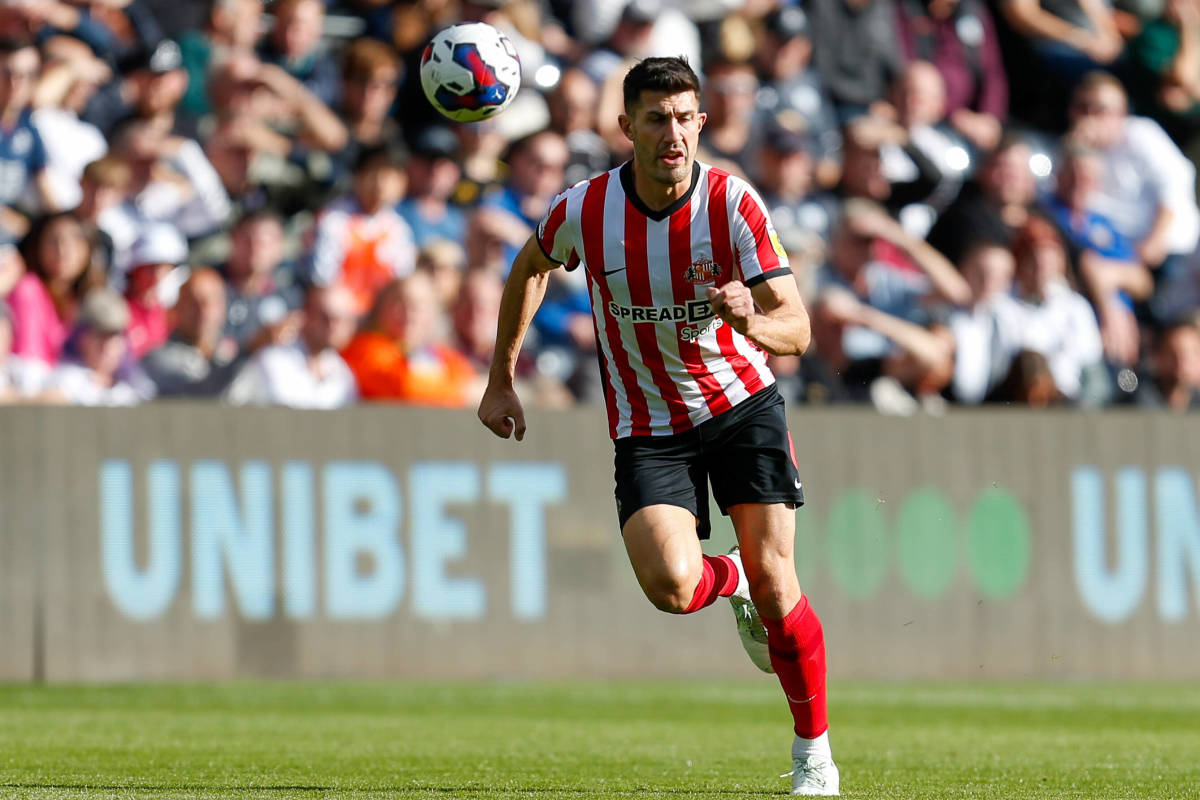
left=787, top=733, right=840, bottom=796
left=726, top=547, right=774, bottom=673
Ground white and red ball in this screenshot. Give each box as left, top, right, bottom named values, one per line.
left=420, top=22, right=521, bottom=123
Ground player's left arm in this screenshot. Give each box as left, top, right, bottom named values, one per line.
left=706, top=274, right=811, bottom=357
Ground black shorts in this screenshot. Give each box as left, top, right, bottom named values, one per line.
left=612, top=385, right=805, bottom=539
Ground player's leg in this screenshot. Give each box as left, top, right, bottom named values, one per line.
left=621, top=504, right=741, bottom=614
left=731, top=502, right=838, bottom=796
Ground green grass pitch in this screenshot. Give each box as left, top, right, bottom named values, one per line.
left=0, top=681, right=1197, bottom=799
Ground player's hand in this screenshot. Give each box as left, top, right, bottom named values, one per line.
left=706, top=280, right=755, bottom=334
left=478, top=379, right=528, bottom=441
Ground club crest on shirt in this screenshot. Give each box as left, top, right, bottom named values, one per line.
left=684, top=258, right=722, bottom=285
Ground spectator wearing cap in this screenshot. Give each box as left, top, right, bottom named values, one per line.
left=756, top=122, right=840, bottom=275
left=223, top=283, right=358, bottom=408
left=754, top=6, right=842, bottom=187
left=257, top=0, right=339, bottom=108
left=894, top=0, right=1008, bottom=153
left=341, top=271, right=476, bottom=406
left=220, top=209, right=301, bottom=352
left=8, top=211, right=103, bottom=367
left=0, top=38, right=58, bottom=239
left=398, top=126, right=467, bottom=248
left=122, top=223, right=188, bottom=359
left=308, top=142, right=416, bottom=317
left=44, top=287, right=151, bottom=406
left=807, top=0, right=906, bottom=121
left=142, top=266, right=243, bottom=397
left=82, top=39, right=198, bottom=140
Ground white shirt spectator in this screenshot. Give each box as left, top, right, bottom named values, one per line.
left=949, top=292, right=1026, bottom=404
left=1017, top=281, right=1103, bottom=400
left=0, top=353, right=48, bottom=398
left=135, top=139, right=231, bottom=239
left=223, top=340, right=357, bottom=409
left=45, top=362, right=146, bottom=406
left=32, top=108, right=107, bottom=211
left=1091, top=116, right=1200, bottom=256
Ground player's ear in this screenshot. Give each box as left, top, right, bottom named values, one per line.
left=696, top=111, right=707, bottom=132
left=618, top=113, right=634, bottom=142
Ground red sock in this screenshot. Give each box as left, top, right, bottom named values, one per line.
left=762, top=595, right=829, bottom=738
left=683, top=554, right=740, bottom=613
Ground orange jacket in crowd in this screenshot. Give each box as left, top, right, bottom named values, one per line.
left=340, top=331, right=476, bottom=407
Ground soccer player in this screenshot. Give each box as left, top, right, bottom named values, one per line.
left=478, top=57, right=839, bottom=796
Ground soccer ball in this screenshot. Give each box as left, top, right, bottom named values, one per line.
left=420, top=22, right=521, bottom=123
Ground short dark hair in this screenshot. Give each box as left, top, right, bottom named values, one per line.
left=622, top=56, right=700, bottom=111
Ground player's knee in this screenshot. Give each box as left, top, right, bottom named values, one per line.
left=641, top=573, right=696, bottom=614
left=747, top=564, right=800, bottom=615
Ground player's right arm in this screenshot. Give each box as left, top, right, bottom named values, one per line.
left=478, top=235, right=559, bottom=441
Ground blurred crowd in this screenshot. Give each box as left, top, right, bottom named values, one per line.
left=0, top=0, right=1198, bottom=413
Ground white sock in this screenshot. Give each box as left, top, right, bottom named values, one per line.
left=792, top=731, right=832, bottom=761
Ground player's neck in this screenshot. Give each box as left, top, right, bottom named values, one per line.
left=630, top=160, right=695, bottom=212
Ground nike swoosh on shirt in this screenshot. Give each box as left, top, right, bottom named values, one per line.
left=603, top=266, right=627, bottom=276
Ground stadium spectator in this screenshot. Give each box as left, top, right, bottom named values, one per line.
left=398, top=125, right=467, bottom=249
left=698, top=57, right=760, bottom=177
left=926, top=133, right=1040, bottom=264
left=1127, top=0, right=1200, bottom=148
left=44, top=287, right=151, bottom=405
left=9, top=211, right=103, bottom=366
left=546, top=67, right=609, bottom=189
left=75, top=156, right=131, bottom=277
left=878, top=61, right=969, bottom=232
left=178, top=0, right=265, bottom=118
left=452, top=267, right=505, bottom=375
left=481, top=129, right=569, bottom=265
left=336, top=37, right=402, bottom=186
left=808, top=0, right=905, bottom=120
left=894, top=0, right=1009, bottom=152
left=122, top=223, right=188, bottom=359
left=107, top=117, right=229, bottom=245
left=82, top=39, right=196, bottom=139
left=1131, top=319, right=1200, bottom=408
left=258, top=0, right=339, bottom=108
left=756, top=121, right=839, bottom=276
left=753, top=6, right=842, bottom=187
left=947, top=241, right=1027, bottom=403
left=221, top=209, right=302, bottom=352
left=0, top=38, right=57, bottom=239
left=1000, top=0, right=1125, bottom=80
left=1011, top=216, right=1107, bottom=403
left=838, top=115, right=946, bottom=231
left=0, top=298, right=48, bottom=399
left=415, top=238, right=467, bottom=312
left=1068, top=71, right=1200, bottom=322
left=341, top=271, right=476, bottom=406
left=141, top=266, right=242, bottom=396
left=308, top=141, right=415, bottom=317
left=224, top=283, right=358, bottom=408
left=30, top=36, right=110, bottom=211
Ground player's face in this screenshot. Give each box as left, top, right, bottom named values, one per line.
left=621, top=90, right=706, bottom=189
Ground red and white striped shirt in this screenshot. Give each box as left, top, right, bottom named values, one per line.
left=536, top=161, right=792, bottom=439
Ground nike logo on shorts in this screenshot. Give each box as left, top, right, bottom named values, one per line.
left=794, top=479, right=803, bottom=490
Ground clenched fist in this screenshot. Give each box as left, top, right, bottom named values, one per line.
left=706, top=281, right=755, bottom=335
